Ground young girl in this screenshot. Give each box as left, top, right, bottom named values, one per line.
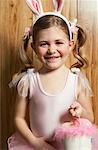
left=8, top=0, right=95, bottom=150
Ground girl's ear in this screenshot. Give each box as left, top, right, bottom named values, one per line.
left=31, top=42, right=37, bottom=54
left=31, top=42, right=36, bottom=50
left=69, top=39, right=75, bottom=51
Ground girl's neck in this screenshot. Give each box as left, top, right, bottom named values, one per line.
left=38, top=65, right=69, bottom=94
left=39, top=65, right=68, bottom=76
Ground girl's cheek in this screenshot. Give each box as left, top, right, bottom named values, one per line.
left=37, top=48, right=46, bottom=56
left=61, top=48, right=69, bottom=56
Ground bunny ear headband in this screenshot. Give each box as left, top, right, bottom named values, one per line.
left=25, top=0, right=78, bottom=40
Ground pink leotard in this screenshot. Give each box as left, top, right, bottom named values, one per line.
left=17, top=68, right=77, bottom=138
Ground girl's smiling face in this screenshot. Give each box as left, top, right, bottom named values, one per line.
left=34, top=26, right=74, bottom=70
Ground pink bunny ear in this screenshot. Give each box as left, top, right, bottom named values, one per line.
left=25, top=0, right=43, bottom=16
left=52, top=0, right=64, bottom=13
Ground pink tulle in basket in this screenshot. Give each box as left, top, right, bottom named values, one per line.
left=54, top=118, right=97, bottom=150
left=54, top=118, right=96, bottom=140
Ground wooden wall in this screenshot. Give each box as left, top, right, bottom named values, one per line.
left=0, top=0, right=98, bottom=149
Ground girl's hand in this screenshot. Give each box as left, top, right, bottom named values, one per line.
left=69, top=101, right=83, bottom=118
left=33, top=137, right=56, bottom=150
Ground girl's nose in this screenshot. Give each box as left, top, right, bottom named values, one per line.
left=47, top=45, right=56, bottom=54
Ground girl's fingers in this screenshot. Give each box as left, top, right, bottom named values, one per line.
left=70, top=101, right=80, bottom=109
left=69, top=108, right=76, bottom=116
left=69, top=102, right=82, bottom=117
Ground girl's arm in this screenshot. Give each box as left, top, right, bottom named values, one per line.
left=69, top=76, right=94, bottom=123
left=14, top=94, right=56, bottom=150
left=77, top=89, right=94, bottom=122
left=14, top=95, right=36, bottom=145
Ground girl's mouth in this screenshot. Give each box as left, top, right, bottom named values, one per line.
left=45, top=55, right=60, bottom=59
left=45, top=56, right=60, bottom=62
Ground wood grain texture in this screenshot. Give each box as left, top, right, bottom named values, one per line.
left=77, top=0, right=98, bottom=124
left=0, top=0, right=32, bottom=149
left=0, top=0, right=98, bottom=149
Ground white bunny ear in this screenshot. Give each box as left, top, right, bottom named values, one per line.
left=52, top=0, right=64, bottom=13
left=25, top=0, right=43, bottom=16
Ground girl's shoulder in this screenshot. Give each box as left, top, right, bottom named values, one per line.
left=71, top=67, right=93, bottom=97
left=9, top=68, right=36, bottom=98
left=9, top=68, right=36, bottom=87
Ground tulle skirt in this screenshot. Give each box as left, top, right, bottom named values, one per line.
left=7, top=133, right=34, bottom=150
left=7, top=132, right=64, bottom=150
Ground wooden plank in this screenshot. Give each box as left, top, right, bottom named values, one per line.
left=0, top=0, right=32, bottom=149
left=77, top=0, right=98, bottom=125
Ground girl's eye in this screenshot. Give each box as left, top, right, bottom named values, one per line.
left=40, top=43, right=48, bottom=47
left=56, top=42, right=64, bottom=45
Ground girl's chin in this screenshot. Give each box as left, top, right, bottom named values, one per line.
left=40, top=58, right=65, bottom=70
left=44, top=63, right=62, bottom=71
